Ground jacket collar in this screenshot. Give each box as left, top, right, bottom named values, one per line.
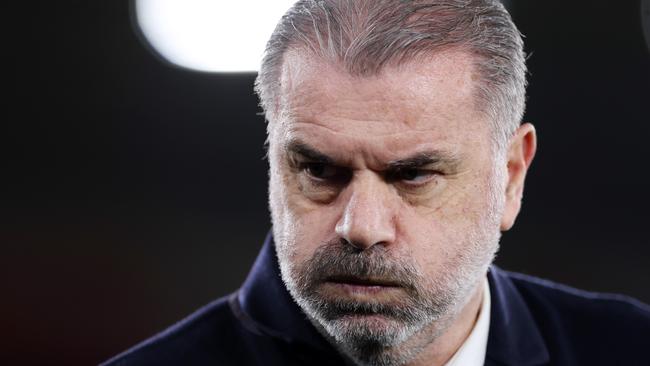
left=235, top=232, right=336, bottom=353
left=235, top=233, right=549, bottom=365
left=485, top=267, right=550, bottom=365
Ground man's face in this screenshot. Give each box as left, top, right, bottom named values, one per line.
left=268, top=50, right=507, bottom=364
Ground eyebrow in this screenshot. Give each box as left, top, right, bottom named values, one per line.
left=286, top=139, right=459, bottom=169
left=286, top=141, right=335, bottom=164
left=387, top=152, right=452, bottom=170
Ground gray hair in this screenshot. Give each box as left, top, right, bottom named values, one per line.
left=254, top=0, right=527, bottom=151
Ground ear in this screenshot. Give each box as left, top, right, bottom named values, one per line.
left=500, top=123, right=537, bottom=231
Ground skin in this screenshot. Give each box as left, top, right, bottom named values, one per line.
left=267, top=49, right=536, bottom=366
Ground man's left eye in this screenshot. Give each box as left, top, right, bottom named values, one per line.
left=393, top=168, right=436, bottom=184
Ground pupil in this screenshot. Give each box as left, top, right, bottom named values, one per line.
left=402, top=169, right=418, bottom=180
left=309, top=164, right=324, bottom=177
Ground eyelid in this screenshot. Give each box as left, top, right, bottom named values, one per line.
left=391, top=168, right=441, bottom=187
left=389, top=165, right=439, bottom=176
left=299, top=162, right=351, bottom=184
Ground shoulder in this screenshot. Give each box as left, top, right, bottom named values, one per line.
left=503, top=269, right=650, bottom=324
left=498, top=268, right=650, bottom=360
left=101, top=294, right=253, bottom=366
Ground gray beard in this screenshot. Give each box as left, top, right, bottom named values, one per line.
left=279, top=238, right=492, bottom=366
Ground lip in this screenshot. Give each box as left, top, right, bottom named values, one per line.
left=325, top=275, right=401, bottom=288
left=322, top=276, right=403, bottom=296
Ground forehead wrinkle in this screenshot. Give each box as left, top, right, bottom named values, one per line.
left=278, top=49, right=481, bottom=129
left=287, top=119, right=450, bottom=140
left=284, top=93, right=421, bottom=134
left=286, top=122, right=442, bottom=150
left=284, top=124, right=461, bottom=170
left=280, top=55, right=466, bottom=133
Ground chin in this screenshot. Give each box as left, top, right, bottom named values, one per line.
left=321, top=316, right=432, bottom=366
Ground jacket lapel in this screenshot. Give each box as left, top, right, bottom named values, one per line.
left=235, top=233, right=341, bottom=353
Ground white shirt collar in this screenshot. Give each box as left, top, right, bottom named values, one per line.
left=443, top=278, right=491, bottom=366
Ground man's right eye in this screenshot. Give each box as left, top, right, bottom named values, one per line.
left=299, top=163, right=352, bottom=184
left=302, top=163, right=338, bottom=180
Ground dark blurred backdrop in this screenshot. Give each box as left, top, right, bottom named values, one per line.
left=3, top=1, right=649, bottom=365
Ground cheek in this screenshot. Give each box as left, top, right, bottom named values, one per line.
left=288, top=205, right=341, bottom=252
left=269, top=161, right=341, bottom=264
left=396, top=175, right=496, bottom=268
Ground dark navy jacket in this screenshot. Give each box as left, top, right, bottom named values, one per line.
left=103, top=234, right=650, bottom=365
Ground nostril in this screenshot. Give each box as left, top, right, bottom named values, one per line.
left=344, top=238, right=367, bottom=252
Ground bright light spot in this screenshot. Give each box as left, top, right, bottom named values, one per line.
left=134, top=0, right=295, bottom=72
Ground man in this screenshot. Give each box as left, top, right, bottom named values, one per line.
left=103, top=0, right=650, bottom=365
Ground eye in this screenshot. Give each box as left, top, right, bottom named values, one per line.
left=392, top=168, right=438, bottom=185
left=301, top=162, right=349, bottom=182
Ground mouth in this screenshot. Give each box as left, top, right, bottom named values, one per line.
left=326, top=275, right=401, bottom=287
left=321, top=275, right=404, bottom=297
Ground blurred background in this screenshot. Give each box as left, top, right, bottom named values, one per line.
left=3, top=1, right=649, bottom=365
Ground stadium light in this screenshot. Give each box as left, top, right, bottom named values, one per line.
left=133, top=0, right=294, bottom=72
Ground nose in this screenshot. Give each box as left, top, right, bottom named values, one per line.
left=335, top=172, right=397, bottom=250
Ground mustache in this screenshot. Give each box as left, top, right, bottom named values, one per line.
left=301, top=239, right=421, bottom=290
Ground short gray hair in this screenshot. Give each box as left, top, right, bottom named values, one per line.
left=255, top=0, right=527, bottom=150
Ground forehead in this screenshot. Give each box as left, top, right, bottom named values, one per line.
left=273, top=49, right=491, bottom=162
